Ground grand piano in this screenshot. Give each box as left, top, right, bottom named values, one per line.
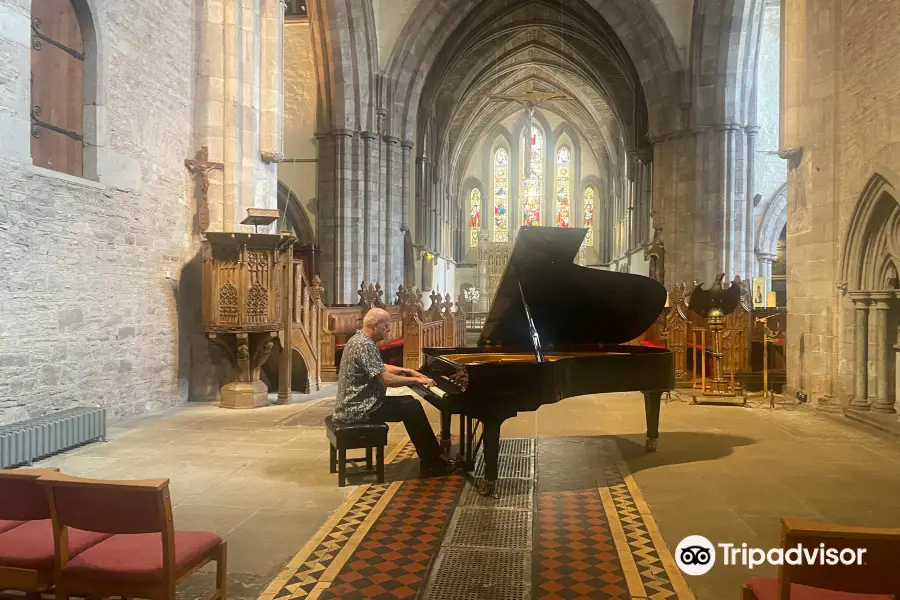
left=410, top=226, right=674, bottom=497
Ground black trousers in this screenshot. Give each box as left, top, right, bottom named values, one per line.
left=368, top=395, right=441, bottom=465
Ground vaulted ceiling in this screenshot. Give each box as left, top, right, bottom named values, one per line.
left=416, top=0, right=648, bottom=183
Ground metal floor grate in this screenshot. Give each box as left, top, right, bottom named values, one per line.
left=445, top=507, right=532, bottom=549
left=460, top=478, right=533, bottom=510
left=498, top=438, right=534, bottom=456
left=475, top=455, right=534, bottom=479
left=421, top=547, right=530, bottom=600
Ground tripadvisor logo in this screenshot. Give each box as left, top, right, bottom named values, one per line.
left=674, top=535, right=868, bottom=576
left=675, top=536, right=716, bottom=576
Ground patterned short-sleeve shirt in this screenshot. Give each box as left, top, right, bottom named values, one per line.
left=333, top=331, right=387, bottom=423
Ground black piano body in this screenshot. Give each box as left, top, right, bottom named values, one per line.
left=410, top=226, right=674, bottom=497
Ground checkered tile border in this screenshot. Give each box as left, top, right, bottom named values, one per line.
left=319, top=474, right=465, bottom=599
left=535, top=490, right=630, bottom=599
left=259, top=440, right=417, bottom=600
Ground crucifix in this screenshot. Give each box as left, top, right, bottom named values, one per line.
left=488, top=81, right=570, bottom=179
left=185, top=146, right=224, bottom=231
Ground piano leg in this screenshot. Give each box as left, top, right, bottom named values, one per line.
left=643, top=391, right=662, bottom=452
left=458, top=413, right=467, bottom=465
left=440, top=410, right=452, bottom=455
left=477, top=420, right=502, bottom=499
left=465, top=417, right=475, bottom=469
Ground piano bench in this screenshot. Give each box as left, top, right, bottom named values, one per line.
left=324, top=415, right=389, bottom=487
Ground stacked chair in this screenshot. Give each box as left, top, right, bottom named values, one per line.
left=0, top=468, right=227, bottom=600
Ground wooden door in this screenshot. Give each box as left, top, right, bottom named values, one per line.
left=30, top=0, right=84, bottom=177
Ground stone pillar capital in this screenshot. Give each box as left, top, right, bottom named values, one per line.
left=690, top=125, right=711, bottom=136
left=383, top=135, right=400, bottom=145
left=756, top=251, right=776, bottom=264
left=870, top=292, right=895, bottom=307
left=360, top=131, right=377, bottom=141
left=331, top=128, right=354, bottom=138
left=647, top=131, right=671, bottom=144
left=715, top=122, right=742, bottom=133
left=849, top=292, right=872, bottom=305
left=628, top=146, right=653, bottom=164
left=745, top=125, right=761, bottom=136
left=401, top=140, right=414, bottom=150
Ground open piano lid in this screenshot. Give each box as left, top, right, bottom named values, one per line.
left=477, top=227, right=668, bottom=348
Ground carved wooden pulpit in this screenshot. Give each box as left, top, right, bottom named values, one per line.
left=200, top=226, right=295, bottom=409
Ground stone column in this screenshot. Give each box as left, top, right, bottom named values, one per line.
left=333, top=129, right=353, bottom=303
left=850, top=293, right=871, bottom=410
left=384, top=136, right=400, bottom=291
left=894, top=327, right=900, bottom=408
left=757, top=252, right=776, bottom=296
left=401, top=141, right=413, bottom=233
left=719, top=124, right=735, bottom=277
left=415, top=155, right=425, bottom=245
left=745, top=126, right=760, bottom=278
left=871, top=293, right=895, bottom=414
left=361, top=131, right=377, bottom=283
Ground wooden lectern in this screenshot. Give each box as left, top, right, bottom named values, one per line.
left=200, top=209, right=295, bottom=409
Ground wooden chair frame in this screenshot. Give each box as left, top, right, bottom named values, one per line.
left=741, top=517, right=900, bottom=600
left=39, top=473, right=226, bottom=600
left=0, top=468, right=62, bottom=599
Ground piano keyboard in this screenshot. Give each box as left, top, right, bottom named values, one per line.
left=427, top=385, right=446, bottom=398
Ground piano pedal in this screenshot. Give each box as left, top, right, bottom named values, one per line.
left=645, top=438, right=659, bottom=452
left=476, top=478, right=500, bottom=499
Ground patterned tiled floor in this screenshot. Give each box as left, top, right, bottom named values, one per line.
left=258, top=436, right=693, bottom=600
left=319, top=475, right=466, bottom=599
left=535, top=490, right=629, bottom=599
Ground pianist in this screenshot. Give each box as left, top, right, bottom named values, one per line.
left=332, top=308, right=452, bottom=477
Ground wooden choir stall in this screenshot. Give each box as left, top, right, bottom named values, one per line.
left=627, top=277, right=786, bottom=399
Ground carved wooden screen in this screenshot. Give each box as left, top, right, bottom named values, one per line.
left=30, top=0, right=84, bottom=177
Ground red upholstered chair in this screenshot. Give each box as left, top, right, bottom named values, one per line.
left=0, top=467, right=109, bottom=598
left=742, top=518, right=900, bottom=600
left=38, top=472, right=227, bottom=600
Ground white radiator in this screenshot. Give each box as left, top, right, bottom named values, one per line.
left=0, top=407, right=107, bottom=468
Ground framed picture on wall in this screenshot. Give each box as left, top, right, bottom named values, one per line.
left=751, top=277, right=766, bottom=308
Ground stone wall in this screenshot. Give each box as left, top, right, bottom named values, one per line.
left=783, top=0, right=900, bottom=405
left=0, top=0, right=195, bottom=424
left=280, top=20, right=318, bottom=233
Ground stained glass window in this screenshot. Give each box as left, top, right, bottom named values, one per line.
left=555, top=146, right=571, bottom=227
left=469, top=188, right=481, bottom=247
left=583, top=186, right=595, bottom=246
left=493, top=148, right=509, bottom=242
left=521, top=127, right=543, bottom=226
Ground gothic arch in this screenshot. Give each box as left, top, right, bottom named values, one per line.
left=461, top=176, right=486, bottom=210
left=839, top=168, right=900, bottom=292
left=689, top=0, right=766, bottom=126
left=756, top=183, right=787, bottom=256
left=461, top=176, right=486, bottom=247
left=384, top=0, right=683, bottom=141
left=479, top=125, right=514, bottom=178
left=277, top=181, right=315, bottom=246
left=307, top=0, right=376, bottom=132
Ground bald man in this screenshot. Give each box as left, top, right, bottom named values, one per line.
left=332, top=308, right=451, bottom=477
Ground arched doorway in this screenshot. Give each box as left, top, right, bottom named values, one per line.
left=838, top=170, right=900, bottom=413
left=278, top=180, right=319, bottom=283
